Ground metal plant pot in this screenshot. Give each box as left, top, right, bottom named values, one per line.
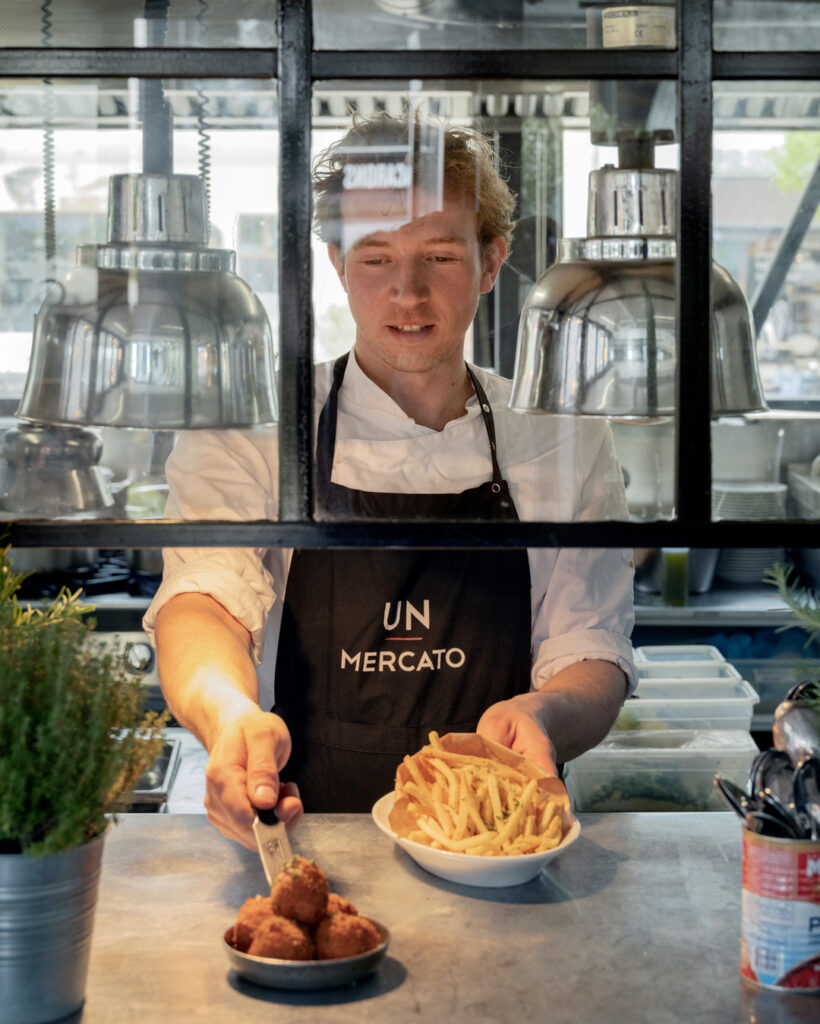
left=0, top=832, right=105, bottom=1024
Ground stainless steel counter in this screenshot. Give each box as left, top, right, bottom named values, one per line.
left=82, top=813, right=818, bottom=1023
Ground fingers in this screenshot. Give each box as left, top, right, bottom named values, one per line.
left=275, top=781, right=304, bottom=831
left=204, top=710, right=299, bottom=850
left=477, top=698, right=559, bottom=777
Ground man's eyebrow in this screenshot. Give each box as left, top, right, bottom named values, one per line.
left=351, top=234, right=468, bottom=250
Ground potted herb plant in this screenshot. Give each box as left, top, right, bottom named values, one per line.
left=0, top=542, right=167, bottom=1024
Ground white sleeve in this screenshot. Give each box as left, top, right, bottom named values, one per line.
left=142, top=428, right=284, bottom=665
left=528, top=420, right=637, bottom=694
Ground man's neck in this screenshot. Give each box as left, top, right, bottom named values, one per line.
left=352, top=348, right=474, bottom=431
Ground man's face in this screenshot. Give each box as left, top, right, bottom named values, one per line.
left=329, top=187, right=506, bottom=381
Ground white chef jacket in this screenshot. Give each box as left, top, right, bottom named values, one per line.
left=143, top=352, right=637, bottom=711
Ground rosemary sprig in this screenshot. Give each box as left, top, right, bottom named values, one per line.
left=764, top=562, right=820, bottom=717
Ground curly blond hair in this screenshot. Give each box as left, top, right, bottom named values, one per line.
left=312, top=112, right=516, bottom=255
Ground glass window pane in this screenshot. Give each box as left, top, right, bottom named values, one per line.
left=313, top=1, right=677, bottom=51
left=310, top=79, right=678, bottom=524
left=1, top=0, right=276, bottom=49
left=711, top=81, right=820, bottom=522
left=0, top=77, right=279, bottom=526
left=715, top=0, right=820, bottom=51
left=711, top=82, right=820, bottom=526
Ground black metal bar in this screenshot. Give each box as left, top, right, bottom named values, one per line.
left=277, top=0, right=314, bottom=522
left=2, top=45, right=817, bottom=83
left=313, top=49, right=676, bottom=81
left=675, top=0, right=714, bottom=523
left=751, top=153, right=820, bottom=335
left=714, top=52, right=820, bottom=80
left=0, top=48, right=276, bottom=78
left=141, top=2, right=173, bottom=176
left=5, top=519, right=815, bottom=550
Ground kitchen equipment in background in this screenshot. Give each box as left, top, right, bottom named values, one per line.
left=125, top=430, right=173, bottom=521
left=565, top=728, right=759, bottom=812
left=6, top=547, right=97, bottom=575
left=712, top=481, right=787, bottom=520
left=611, top=419, right=675, bottom=520
left=0, top=423, right=114, bottom=517
left=614, top=678, right=760, bottom=733
left=120, top=736, right=181, bottom=813
left=634, top=643, right=728, bottom=663
left=634, top=548, right=721, bottom=595
left=637, top=662, right=741, bottom=681
left=508, top=165, right=767, bottom=419
left=510, top=12, right=765, bottom=420
left=715, top=548, right=787, bottom=585
left=788, top=461, right=820, bottom=524
left=17, top=173, right=277, bottom=431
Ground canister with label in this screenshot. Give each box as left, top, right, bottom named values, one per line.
left=740, top=828, right=820, bottom=992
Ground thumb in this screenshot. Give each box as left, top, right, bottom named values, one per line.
left=246, top=745, right=280, bottom=809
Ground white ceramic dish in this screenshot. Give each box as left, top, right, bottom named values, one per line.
left=371, top=792, right=580, bottom=888
left=223, top=920, right=390, bottom=990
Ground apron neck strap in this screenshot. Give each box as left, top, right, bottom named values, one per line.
left=318, top=352, right=505, bottom=493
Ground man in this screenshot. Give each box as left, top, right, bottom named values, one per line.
left=144, top=113, right=636, bottom=850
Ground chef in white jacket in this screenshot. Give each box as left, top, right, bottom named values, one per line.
left=144, top=112, right=636, bottom=849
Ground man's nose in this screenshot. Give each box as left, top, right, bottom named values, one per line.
left=390, top=258, right=429, bottom=303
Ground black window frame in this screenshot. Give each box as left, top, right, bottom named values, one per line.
left=1, top=0, right=818, bottom=553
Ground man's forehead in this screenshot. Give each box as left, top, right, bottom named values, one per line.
left=338, top=185, right=477, bottom=252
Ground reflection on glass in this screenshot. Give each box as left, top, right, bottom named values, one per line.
left=0, top=0, right=276, bottom=49
left=713, top=82, right=820, bottom=407
left=309, top=83, right=640, bottom=524
left=313, top=0, right=676, bottom=51
left=715, top=0, right=820, bottom=51
left=0, top=77, right=278, bottom=522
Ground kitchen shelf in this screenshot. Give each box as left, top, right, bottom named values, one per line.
left=634, top=585, right=796, bottom=627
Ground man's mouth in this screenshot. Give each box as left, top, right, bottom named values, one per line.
left=389, top=324, right=433, bottom=334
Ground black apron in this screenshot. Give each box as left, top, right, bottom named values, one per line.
left=273, top=353, right=532, bottom=811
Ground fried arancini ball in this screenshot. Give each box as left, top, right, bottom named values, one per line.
left=326, top=892, right=358, bottom=916
left=231, top=895, right=275, bottom=952
left=247, top=915, right=314, bottom=960
left=271, top=855, right=329, bottom=927
left=314, top=912, right=381, bottom=960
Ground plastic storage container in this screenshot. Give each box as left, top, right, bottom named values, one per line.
left=636, top=661, right=741, bottom=680
left=726, top=658, right=799, bottom=731
left=614, top=679, right=759, bottom=732
left=635, top=644, right=726, bottom=663
left=564, top=729, right=760, bottom=812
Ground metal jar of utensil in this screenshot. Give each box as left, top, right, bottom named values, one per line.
left=0, top=833, right=105, bottom=1024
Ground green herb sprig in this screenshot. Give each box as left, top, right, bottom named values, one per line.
left=764, top=561, right=820, bottom=717
left=0, top=543, right=168, bottom=857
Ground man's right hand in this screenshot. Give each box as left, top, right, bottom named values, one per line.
left=204, top=709, right=303, bottom=851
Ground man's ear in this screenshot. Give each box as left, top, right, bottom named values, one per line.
left=479, top=236, right=508, bottom=294
left=328, top=243, right=347, bottom=291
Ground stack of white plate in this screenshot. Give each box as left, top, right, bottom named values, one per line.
left=715, top=547, right=786, bottom=584
left=711, top=481, right=787, bottom=520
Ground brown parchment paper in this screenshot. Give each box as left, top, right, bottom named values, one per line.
left=388, top=732, right=575, bottom=841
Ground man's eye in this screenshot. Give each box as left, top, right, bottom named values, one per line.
left=431, top=255, right=457, bottom=263
left=363, top=257, right=386, bottom=265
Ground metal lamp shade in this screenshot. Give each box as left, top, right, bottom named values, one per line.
left=0, top=423, right=114, bottom=517
left=18, top=174, right=278, bottom=430
left=509, top=246, right=767, bottom=418
left=509, top=167, right=767, bottom=419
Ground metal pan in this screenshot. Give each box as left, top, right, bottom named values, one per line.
left=223, top=919, right=390, bottom=990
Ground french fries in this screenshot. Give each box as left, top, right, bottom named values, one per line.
left=391, top=731, right=569, bottom=857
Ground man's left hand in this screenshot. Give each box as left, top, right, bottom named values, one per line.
left=476, top=692, right=558, bottom=776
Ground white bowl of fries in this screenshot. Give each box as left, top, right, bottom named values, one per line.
left=371, top=732, right=580, bottom=888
